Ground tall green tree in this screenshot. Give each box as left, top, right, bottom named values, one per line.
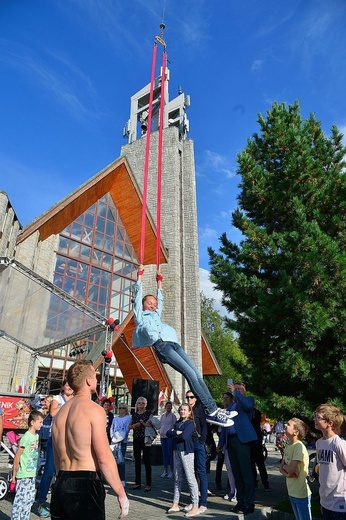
left=200, top=292, right=246, bottom=404
left=208, top=101, right=346, bottom=415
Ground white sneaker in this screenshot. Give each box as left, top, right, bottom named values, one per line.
left=184, top=504, right=193, bottom=512
left=160, top=471, right=168, bottom=478
left=223, top=494, right=230, bottom=500
left=206, top=409, right=238, bottom=427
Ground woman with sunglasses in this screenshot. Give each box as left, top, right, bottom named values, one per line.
left=130, top=397, right=153, bottom=491
left=184, top=392, right=209, bottom=514
left=110, top=403, right=132, bottom=487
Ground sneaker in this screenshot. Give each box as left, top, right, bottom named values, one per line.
left=206, top=409, right=238, bottom=427
left=167, top=471, right=173, bottom=478
left=184, top=504, right=193, bottom=512
left=231, top=495, right=238, bottom=503
left=160, top=471, right=168, bottom=478
left=223, top=494, right=230, bottom=501
left=37, top=505, right=50, bottom=518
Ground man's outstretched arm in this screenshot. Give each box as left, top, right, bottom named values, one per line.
left=91, top=406, right=129, bottom=518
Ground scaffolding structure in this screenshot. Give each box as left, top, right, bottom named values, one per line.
left=0, top=256, right=108, bottom=391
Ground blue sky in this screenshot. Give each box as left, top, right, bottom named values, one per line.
left=1, top=0, right=346, bottom=312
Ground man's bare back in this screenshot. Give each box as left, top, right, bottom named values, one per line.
left=52, top=396, right=103, bottom=472
left=51, top=361, right=129, bottom=519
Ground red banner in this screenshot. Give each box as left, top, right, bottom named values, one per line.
left=0, top=395, right=33, bottom=430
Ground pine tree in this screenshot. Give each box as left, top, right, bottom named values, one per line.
left=200, top=293, right=246, bottom=403
left=208, top=101, right=346, bottom=412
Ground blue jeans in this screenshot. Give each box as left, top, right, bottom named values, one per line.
left=161, top=437, right=174, bottom=470
left=153, top=340, right=217, bottom=414
left=113, top=442, right=127, bottom=482
left=289, top=495, right=312, bottom=520
left=194, top=440, right=208, bottom=507
left=37, top=436, right=56, bottom=505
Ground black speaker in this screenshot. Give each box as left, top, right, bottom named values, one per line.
left=150, top=444, right=163, bottom=466
left=131, top=379, right=159, bottom=415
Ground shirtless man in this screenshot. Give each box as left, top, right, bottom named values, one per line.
left=51, top=360, right=129, bottom=520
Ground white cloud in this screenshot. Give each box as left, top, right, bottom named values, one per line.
left=251, top=59, right=263, bottom=72
left=0, top=40, right=99, bottom=122
left=204, top=150, right=235, bottom=178
left=197, top=150, right=236, bottom=183
left=220, top=209, right=233, bottom=220
left=65, top=0, right=147, bottom=58
left=338, top=124, right=346, bottom=145
left=199, top=225, right=218, bottom=243
left=199, top=268, right=228, bottom=317
left=254, top=8, right=296, bottom=39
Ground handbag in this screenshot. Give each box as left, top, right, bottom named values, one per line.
left=205, top=438, right=217, bottom=462
left=112, top=442, right=125, bottom=465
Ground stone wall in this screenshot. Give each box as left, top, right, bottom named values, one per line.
left=0, top=191, right=22, bottom=257
left=121, top=127, right=201, bottom=402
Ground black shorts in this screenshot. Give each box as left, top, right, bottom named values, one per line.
left=51, top=470, right=105, bottom=520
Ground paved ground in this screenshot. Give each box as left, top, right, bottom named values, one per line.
left=0, top=441, right=303, bottom=520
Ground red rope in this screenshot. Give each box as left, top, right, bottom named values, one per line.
left=156, top=51, right=167, bottom=269
left=140, top=42, right=158, bottom=265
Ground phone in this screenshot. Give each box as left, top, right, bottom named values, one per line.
left=227, top=378, right=233, bottom=386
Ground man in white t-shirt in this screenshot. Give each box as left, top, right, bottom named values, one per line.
left=315, top=404, right=346, bottom=520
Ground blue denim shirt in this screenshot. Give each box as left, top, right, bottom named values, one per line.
left=132, top=281, right=178, bottom=347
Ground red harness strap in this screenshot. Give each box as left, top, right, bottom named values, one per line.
left=156, top=50, right=167, bottom=269
left=140, top=27, right=166, bottom=269
left=140, top=42, right=158, bottom=266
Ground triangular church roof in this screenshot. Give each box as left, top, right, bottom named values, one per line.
left=17, top=156, right=168, bottom=266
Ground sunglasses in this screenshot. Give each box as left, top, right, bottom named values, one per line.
left=186, top=395, right=195, bottom=400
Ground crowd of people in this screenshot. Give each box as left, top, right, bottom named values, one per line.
left=1, top=367, right=346, bottom=520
